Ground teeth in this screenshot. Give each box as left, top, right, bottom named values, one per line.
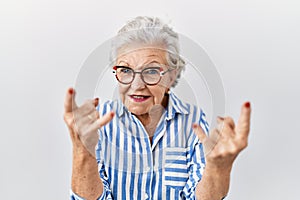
left=133, top=95, right=144, bottom=99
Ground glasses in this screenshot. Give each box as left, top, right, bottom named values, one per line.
left=112, top=64, right=174, bottom=85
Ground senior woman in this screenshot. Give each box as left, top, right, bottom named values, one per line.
left=64, top=16, right=251, bottom=200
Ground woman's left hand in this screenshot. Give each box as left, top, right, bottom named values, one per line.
left=193, top=102, right=251, bottom=171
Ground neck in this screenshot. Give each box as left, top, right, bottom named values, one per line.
left=135, top=94, right=169, bottom=140
left=136, top=94, right=169, bottom=126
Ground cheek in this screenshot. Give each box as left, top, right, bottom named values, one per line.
left=118, top=84, right=129, bottom=102
left=159, top=75, right=174, bottom=88
left=150, top=86, right=166, bottom=104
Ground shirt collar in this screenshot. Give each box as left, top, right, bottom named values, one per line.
left=116, top=91, right=190, bottom=118
left=117, top=98, right=125, bottom=117
left=166, top=91, right=189, bottom=120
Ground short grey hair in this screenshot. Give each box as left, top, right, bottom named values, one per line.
left=109, top=16, right=185, bottom=87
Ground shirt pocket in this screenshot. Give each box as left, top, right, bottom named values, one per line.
left=164, top=147, right=189, bottom=189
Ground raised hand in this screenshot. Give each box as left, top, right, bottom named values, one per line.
left=63, top=87, right=114, bottom=157
left=193, top=102, right=251, bottom=170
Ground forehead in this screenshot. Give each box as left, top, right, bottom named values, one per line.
left=116, top=45, right=167, bottom=65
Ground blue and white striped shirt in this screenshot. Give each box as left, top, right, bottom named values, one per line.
left=71, top=92, right=209, bottom=200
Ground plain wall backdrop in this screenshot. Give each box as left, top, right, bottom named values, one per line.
left=1, top=0, right=299, bottom=199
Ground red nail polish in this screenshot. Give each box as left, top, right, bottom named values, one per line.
left=245, top=102, right=250, bottom=108
left=110, top=112, right=115, bottom=117
left=68, top=88, right=73, bottom=94
left=192, top=124, right=197, bottom=129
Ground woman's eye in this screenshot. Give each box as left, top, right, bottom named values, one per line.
left=120, top=68, right=132, bottom=73
left=144, top=69, right=159, bottom=75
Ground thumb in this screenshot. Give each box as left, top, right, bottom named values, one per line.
left=193, top=123, right=207, bottom=142
left=64, top=87, right=78, bottom=112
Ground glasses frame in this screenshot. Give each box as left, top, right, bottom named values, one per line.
left=112, top=65, right=174, bottom=85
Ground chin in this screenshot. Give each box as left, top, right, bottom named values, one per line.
left=128, top=107, right=149, bottom=116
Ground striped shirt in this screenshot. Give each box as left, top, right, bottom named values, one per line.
left=71, top=92, right=209, bottom=200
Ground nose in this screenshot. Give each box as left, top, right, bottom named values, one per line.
left=130, top=73, right=146, bottom=89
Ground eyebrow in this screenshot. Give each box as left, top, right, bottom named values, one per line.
left=117, top=60, right=130, bottom=66
left=117, top=60, right=162, bottom=67
left=146, top=54, right=159, bottom=57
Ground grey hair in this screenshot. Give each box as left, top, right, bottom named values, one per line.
left=109, top=16, right=185, bottom=87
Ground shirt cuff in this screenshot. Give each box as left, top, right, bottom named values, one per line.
left=69, top=189, right=110, bottom=200
left=70, top=189, right=85, bottom=200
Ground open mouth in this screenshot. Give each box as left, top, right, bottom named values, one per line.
left=129, top=95, right=151, bottom=102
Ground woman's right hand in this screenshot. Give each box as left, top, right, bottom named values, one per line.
left=63, top=87, right=114, bottom=157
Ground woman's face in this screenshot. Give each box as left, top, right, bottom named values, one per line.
left=116, top=47, right=176, bottom=116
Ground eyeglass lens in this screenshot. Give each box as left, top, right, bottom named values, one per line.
left=115, top=67, right=161, bottom=85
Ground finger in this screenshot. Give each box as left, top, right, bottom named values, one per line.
left=64, top=87, right=77, bottom=112
left=224, top=117, right=235, bottom=129
left=217, top=116, right=235, bottom=128
left=94, top=97, right=99, bottom=107
left=235, top=102, right=251, bottom=137
left=74, top=99, right=97, bottom=118
left=89, top=111, right=115, bottom=131
left=217, top=116, right=235, bottom=137
left=72, top=101, right=99, bottom=130
left=204, top=128, right=221, bottom=155
left=193, top=123, right=207, bottom=142
left=95, top=110, right=100, bottom=119
left=86, top=112, right=114, bottom=134
left=210, top=127, right=221, bottom=144
left=87, top=110, right=100, bottom=121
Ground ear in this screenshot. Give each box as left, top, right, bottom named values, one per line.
left=165, top=88, right=170, bottom=94
left=159, top=68, right=177, bottom=88
left=168, top=69, right=178, bottom=86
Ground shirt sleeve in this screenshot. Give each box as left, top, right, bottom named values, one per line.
left=69, top=190, right=87, bottom=200
left=96, top=102, right=114, bottom=199
left=69, top=189, right=112, bottom=200
left=95, top=136, right=113, bottom=200
left=181, top=109, right=209, bottom=199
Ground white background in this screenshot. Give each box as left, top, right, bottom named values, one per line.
left=1, top=0, right=299, bottom=199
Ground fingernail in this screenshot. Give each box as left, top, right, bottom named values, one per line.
left=95, top=97, right=99, bottom=102
left=192, top=124, right=197, bottom=129
left=68, top=88, right=73, bottom=94
left=245, top=102, right=251, bottom=108
left=217, top=116, right=224, bottom=120
left=110, top=112, right=115, bottom=117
